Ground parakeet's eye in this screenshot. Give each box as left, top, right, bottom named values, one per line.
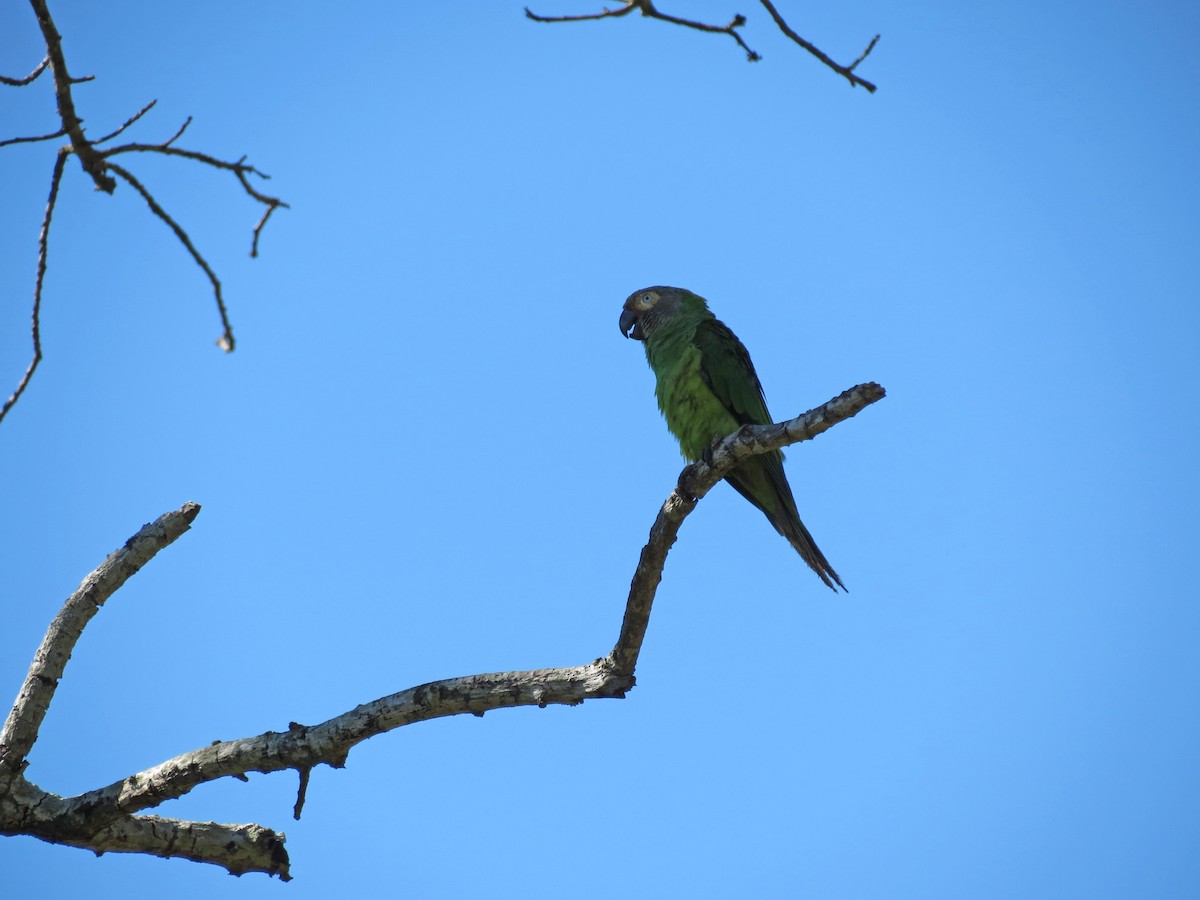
left=636, top=291, right=659, bottom=311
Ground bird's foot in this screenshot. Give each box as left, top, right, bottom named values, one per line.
left=676, top=464, right=701, bottom=503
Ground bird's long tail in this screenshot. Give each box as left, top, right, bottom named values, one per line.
left=725, top=455, right=846, bottom=593
left=779, top=511, right=845, bottom=593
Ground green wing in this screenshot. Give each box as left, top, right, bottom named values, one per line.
left=694, top=320, right=807, bottom=536
left=687, top=316, right=844, bottom=591
left=691, top=316, right=791, bottom=522
left=692, top=318, right=773, bottom=427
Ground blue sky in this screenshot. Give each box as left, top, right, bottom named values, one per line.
left=2, top=1, right=1198, bottom=897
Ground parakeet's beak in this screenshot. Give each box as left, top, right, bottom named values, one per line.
left=619, top=308, right=644, bottom=341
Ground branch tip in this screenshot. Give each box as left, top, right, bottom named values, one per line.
left=293, top=767, right=312, bottom=820
left=0, top=55, right=50, bottom=86
left=757, top=0, right=878, bottom=91
left=106, top=162, right=237, bottom=353
left=0, top=502, right=203, bottom=770
left=94, top=99, right=158, bottom=145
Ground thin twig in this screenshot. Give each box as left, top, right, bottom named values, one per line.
left=233, top=161, right=288, bottom=256
left=757, top=0, right=878, bottom=91
left=641, top=3, right=760, bottom=62
left=160, top=115, right=192, bottom=148
left=847, top=33, right=880, bottom=73
left=102, top=143, right=289, bottom=256
left=102, top=141, right=272, bottom=175
left=526, top=0, right=879, bottom=86
left=0, top=148, right=67, bottom=426
left=106, top=162, right=236, bottom=351
left=525, top=3, right=636, bottom=23
left=0, top=126, right=68, bottom=149
left=0, top=55, right=49, bottom=86
left=249, top=202, right=280, bottom=258
left=93, top=98, right=158, bottom=145
left=529, top=0, right=760, bottom=61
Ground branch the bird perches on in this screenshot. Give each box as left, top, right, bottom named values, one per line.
left=0, top=382, right=884, bottom=879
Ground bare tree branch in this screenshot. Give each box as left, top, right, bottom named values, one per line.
left=107, top=162, right=237, bottom=351
left=757, top=0, right=878, bottom=91
left=28, top=0, right=112, bottom=191
left=847, top=33, right=881, bottom=73
left=0, top=54, right=49, bottom=86
left=0, top=503, right=201, bottom=769
left=98, top=141, right=289, bottom=261
left=0, top=383, right=884, bottom=877
left=526, top=0, right=880, bottom=86
left=84, top=816, right=289, bottom=879
left=0, top=147, right=67, bottom=425
left=92, top=98, right=158, bottom=145
left=0, top=503, right=290, bottom=875
left=528, top=0, right=760, bottom=61
left=79, top=663, right=632, bottom=820
left=0, top=781, right=290, bottom=880
left=645, top=6, right=759, bottom=61
left=2, top=0, right=287, bottom=421
left=525, top=2, right=636, bottom=24
left=0, top=126, right=68, bottom=149
left=160, top=117, right=192, bottom=148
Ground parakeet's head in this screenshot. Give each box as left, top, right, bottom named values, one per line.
left=619, top=286, right=704, bottom=341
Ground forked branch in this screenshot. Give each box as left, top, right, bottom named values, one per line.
left=0, top=382, right=884, bottom=878
left=1, top=0, right=287, bottom=424
left=526, top=0, right=879, bottom=90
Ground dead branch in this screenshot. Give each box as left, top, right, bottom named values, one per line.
left=0, top=54, right=49, bottom=86
left=0, top=503, right=201, bottom=768
left=29, top=0, right=111, bottom=191
left=525, top=3, right=636, bottom=24
left=92, top=98, right=158, bottom=145
left=0, top=127, right=68, bottom=149
left=528, top=1, right=759, bottom=61
left=98, top=140, right=288, bottom=263
left=0, top=0, right=287, bottom=424
left=0, top=382, right=884, bottom=878
left=526, top=0, right=879, bottom=89
left=757, top=0, right=878, bottom=91
left=0, top=147, right=67, bottom=424
left=106, top=162, right=236, bottom=351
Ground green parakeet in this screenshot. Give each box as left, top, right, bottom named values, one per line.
left=619, top=286, right=845, bottom=591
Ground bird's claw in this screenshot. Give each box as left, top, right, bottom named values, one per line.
left=676, top=465, right=700, bottom=503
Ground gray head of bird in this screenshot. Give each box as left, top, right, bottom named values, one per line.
left=619, top=286, right=694, bottom=341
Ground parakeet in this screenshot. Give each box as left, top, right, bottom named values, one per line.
left=619, top=286, right=844, bottom=591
